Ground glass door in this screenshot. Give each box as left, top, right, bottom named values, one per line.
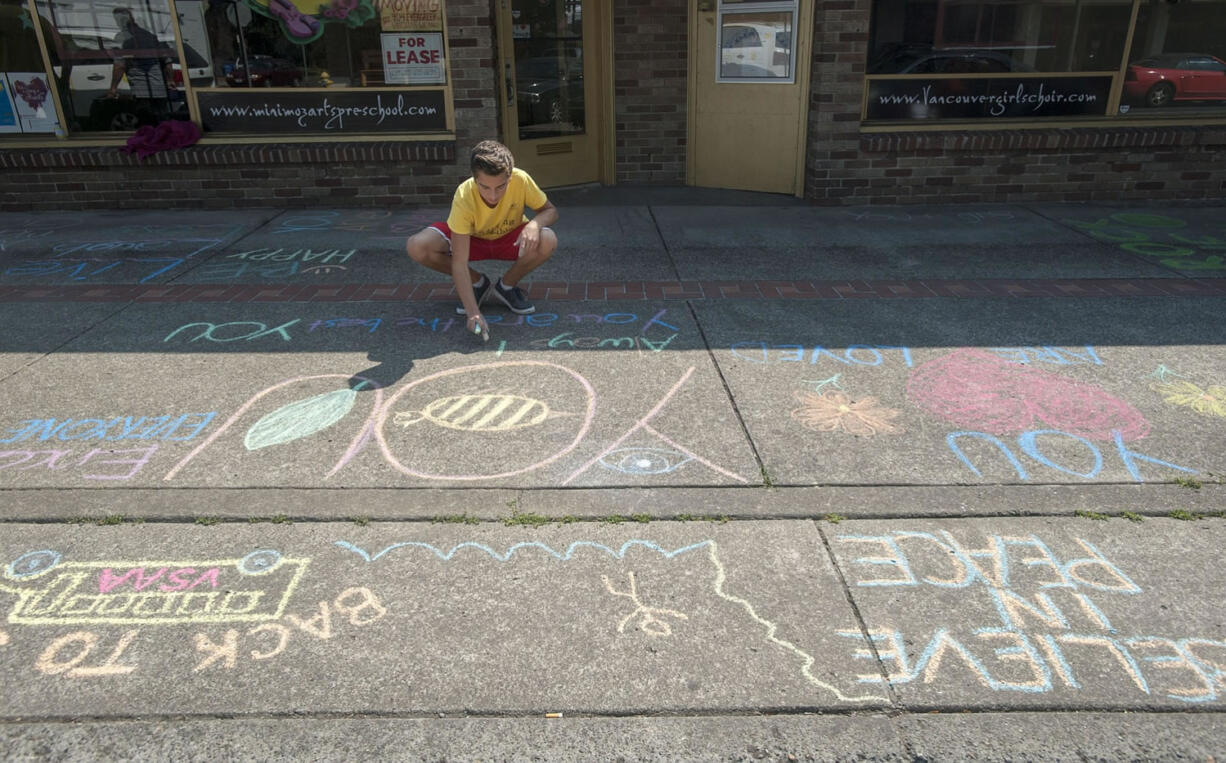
left=498, top=0, right=602, bottom=187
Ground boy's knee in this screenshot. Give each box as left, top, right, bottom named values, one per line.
left=406, top=231, right=441, bottom=263
left=539, top=227, right=558, bottom=256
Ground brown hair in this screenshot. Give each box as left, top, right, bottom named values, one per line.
left=470, top=140, right=514, bottom=177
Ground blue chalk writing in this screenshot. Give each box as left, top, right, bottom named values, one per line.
left=947, top=429, right=1198, bottom=483
left=0, top=414, right=216, bottom=444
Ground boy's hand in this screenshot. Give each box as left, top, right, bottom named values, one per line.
left=467, top=313, right=490, bottom=341
left=516, top=220, right=540, bottom=256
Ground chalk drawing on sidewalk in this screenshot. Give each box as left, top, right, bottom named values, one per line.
left=335, top=538, right=884, bottom=703
left=561, top=366, right=750, bottom=485
left=833, top=530, right=1226, bottom=703
left=0, top=549, right=308, bottom=626
left=602, top=572, right=689, bottom=637
left=394, top=391, right=567, bottom=432
left=164, top=374, right=386, bottom=481
left=244, top=386, right=366, bottom=451
left=598, top=447, right=695, bottom=475
left=1145, top=366, right=1226, bottom=419
left=907, top=349, right=1150, bottom=442
left=373, top=361, right=596, bottom=481
left=1063, top=211, right=1226, bottom=271
left=790, top=389, right=903, bottom=436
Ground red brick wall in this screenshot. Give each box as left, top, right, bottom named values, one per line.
left=612, top=0, right=689, bottom=184
left=803, top=0, right=1226, bottom=204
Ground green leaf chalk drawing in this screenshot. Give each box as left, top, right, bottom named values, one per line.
left=244, top=384, right=370, bottom=450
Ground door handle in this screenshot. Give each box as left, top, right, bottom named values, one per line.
left=505, top=62, right=515, bottom=105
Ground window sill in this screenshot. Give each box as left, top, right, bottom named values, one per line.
left=860, top=123, right=1226, bottom=152
left=0, top=137, right=456, bottom=168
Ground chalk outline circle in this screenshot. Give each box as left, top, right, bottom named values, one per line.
left=376, top=361, right=596, bottom=480
left=238, top=549, right=284, bottom=576
left=6, top=550, right=62, bottom=580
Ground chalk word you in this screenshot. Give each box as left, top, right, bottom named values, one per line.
left=835, top=531, right=1226, bottom=703
left=0, top=549, right=306, bottom=626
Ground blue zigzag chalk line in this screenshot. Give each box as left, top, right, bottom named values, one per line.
left=334, top=539, right=713, bottom=563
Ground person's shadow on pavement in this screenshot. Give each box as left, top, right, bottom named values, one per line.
left=348, top=349, right=415, bottom=391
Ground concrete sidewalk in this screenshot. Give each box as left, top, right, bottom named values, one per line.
left=0, top=190, right=1224, bottom=760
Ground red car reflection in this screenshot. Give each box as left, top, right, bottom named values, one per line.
left=1124, top=53, right=1226, bottom=107
left=225, top=55, right=304, bottom=87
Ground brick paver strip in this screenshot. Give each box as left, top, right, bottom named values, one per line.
left=0, top=278, right=1223, bottom=303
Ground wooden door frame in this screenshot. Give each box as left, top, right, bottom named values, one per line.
left=495, top=0, right=615, bottom=187
left=686, top=0, right=814, bottom=196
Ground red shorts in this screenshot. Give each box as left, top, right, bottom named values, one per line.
left=427, top=222, right=527, bottom=262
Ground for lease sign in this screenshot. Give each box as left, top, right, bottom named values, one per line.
left=380, top=33, right=445, bottom=85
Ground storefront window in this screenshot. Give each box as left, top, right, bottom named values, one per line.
left=869, top=0, right=1132, bottom=76
left=717, top=0, right=794, bottom=82
left=865, top=0, right=1226, bottom=124
left=1, top=0, right=64, bottom=132
left=1119, top=0, right=1226, bottom=117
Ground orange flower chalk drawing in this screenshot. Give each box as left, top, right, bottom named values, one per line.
left=790, top=390, right=903, bottom=436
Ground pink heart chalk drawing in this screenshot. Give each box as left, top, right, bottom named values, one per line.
left=906, top=348, right=1149, bottom=442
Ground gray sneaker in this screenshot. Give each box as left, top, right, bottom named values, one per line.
left=492, top=279, right=536, bottom=315
left=455, top=275, right=492, bottom=315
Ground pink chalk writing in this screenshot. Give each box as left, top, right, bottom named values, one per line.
left=98, top=567, right=221, bottom=593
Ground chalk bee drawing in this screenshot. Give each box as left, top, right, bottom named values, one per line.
left=393, top=390, right=567, bottom=432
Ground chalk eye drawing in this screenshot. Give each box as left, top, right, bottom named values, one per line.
left=244, top=388, right=360, bottom=450
left=237, top=549, right=284, bottom=575
left=0, top=549, right=307, bottom=626
left=790, top=390, right=903, bottom=436
left=6, top=550, right=62, bottom=579
left=598, top=447, right=694, bottom=475
left=907, top=348, right=1149, bottom=442
left=301, top=265, right=348, bottom=274
left=393, top=391, right=566, bottom=433
left=1151, top=380, right=1226, bottom=418
left=602, top=572, right=688, bottom=638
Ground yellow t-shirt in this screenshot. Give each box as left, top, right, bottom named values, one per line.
left=446, top=168, right=548, bottom=240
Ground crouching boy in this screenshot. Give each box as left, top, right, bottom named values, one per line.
left=406, top=140, right=558, bottom=336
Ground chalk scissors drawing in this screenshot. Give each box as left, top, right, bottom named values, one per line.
left=334, top=538, right=883, bottom=703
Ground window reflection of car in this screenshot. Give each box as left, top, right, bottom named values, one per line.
left=56, top=33, right=209, bottom=130
left=225, top=55, right=305, bottom=87
left=870, top=48, right=1035, bottom=74
left=721, top=22, right=790, bottom=78
left=516, top=57, right=584, bottom=126
left=1124, top=53, right=1226, bottom=107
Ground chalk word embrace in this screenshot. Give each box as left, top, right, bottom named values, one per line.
left=1, top=414, right=216, bottom=444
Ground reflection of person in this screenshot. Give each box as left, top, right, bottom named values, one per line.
left=107, top=7, right=174, bottom=123
left=406, top=140, right=560, bottom=337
